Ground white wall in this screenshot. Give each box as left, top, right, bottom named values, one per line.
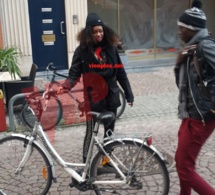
left=65, top=0, right=88, bottom=66
left=0, top=0, right=32, bottom=55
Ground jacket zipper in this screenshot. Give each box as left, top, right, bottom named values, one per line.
left=187, top=57, right=205, bottom=126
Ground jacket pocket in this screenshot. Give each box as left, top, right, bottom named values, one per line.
left=194, top=83, right=212, bottom=113
left=197, top=83, right=211, bottom=100
left=106, top=87, right=121, bottom=109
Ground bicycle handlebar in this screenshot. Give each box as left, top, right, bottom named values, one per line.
left=46, top=62, right=56, bottom=71
left=26, top=88, right=69, bottom=104
left=44, top=88, right=69, bottom=97
left=46, top=62, right=68, bottom=79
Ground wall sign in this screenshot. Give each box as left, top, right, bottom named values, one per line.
left=42, top=34, right=56, bottom=42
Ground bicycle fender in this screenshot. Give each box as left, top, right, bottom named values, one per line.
left=148, top=144, right=165, bottom=161
left=10, top=133, right=57, bottom=182
left=104, top=137, right=165, bottom=161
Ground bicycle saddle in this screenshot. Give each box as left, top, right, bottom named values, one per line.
left=87, top=111, right=115, bottom=125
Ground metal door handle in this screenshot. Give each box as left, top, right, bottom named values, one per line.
left=60, top=21, right=65, bottom=35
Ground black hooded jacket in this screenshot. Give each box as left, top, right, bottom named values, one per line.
left=63, top=45, right=134, bottom=112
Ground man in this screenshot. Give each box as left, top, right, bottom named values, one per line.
left=174, top=0, right=215, bottom=194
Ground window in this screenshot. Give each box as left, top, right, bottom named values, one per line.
left=88, top=0, right=189, bottom=59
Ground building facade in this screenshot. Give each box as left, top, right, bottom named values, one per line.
left=0, top=0, right=214, bottom=69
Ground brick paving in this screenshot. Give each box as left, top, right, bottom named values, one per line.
left=1, top=65, right=215, bottom=194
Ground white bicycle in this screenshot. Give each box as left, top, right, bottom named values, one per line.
left=0, top=109, right=170, bottom=195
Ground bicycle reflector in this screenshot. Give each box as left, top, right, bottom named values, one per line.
left=42, top=166, right=47, bottom=179
left=147, top=136, right=152, bottom=145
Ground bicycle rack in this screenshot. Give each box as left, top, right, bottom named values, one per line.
left=8, top=93, right=31, bottom=132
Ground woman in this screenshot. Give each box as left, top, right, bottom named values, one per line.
left=61, top=13, right=134, bottom=162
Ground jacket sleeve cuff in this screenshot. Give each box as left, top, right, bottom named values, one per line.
left=61, top=79, right=72, bottom=90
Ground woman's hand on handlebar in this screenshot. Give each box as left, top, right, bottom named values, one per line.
left=57, top=86, right=70, bottom=94
left=57, top=86, right=64, bottom=94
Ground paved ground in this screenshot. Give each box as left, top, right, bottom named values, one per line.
left=1, top=65, right=215, bottom=194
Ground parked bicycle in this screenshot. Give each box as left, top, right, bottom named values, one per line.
left=21, top=63, right=126, bottom=130
left=0, top=93, right=170, bottom=194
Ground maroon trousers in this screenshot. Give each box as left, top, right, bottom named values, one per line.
left=175, top=118, right=215, bottom=195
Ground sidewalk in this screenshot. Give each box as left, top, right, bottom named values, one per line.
left=1, top=65, right=215, bottom=195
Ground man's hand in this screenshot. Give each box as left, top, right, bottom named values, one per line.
left=176, top=44, right=197, bottom=67
left=181, top=44, right=197, bottom=55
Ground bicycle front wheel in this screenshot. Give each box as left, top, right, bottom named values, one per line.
left=22, top=91, right=63, bottom=130
left=116, top=89, right=126, bottom=119
left=90, top=140, right=169, bottom=195
left=0, top=135, right=52, bottom=195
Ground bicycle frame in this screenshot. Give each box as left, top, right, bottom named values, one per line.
left=13, top=120, right=131, bottom=185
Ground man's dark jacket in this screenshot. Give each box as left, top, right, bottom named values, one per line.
left=175, top=29, right=215, bottom=122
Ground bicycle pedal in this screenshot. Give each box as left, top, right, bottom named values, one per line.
left=129, top=175, right=143, bottom=189
left=130, top=180, right=143, bottom=189
left=101, top=156, right=110, bottom=166
left=69, top=177, right=79, bottom=188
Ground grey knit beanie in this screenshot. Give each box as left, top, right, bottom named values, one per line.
left=178, top=0, right=206, bottom=30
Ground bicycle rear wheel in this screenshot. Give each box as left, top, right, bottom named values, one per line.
left=0, top=135, right=52, bottom=195
left=116, top=89, right=126, bottom=119
left=22, top=91, right=63, bottom=130
left=90, top=140, right=169, bottom=195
